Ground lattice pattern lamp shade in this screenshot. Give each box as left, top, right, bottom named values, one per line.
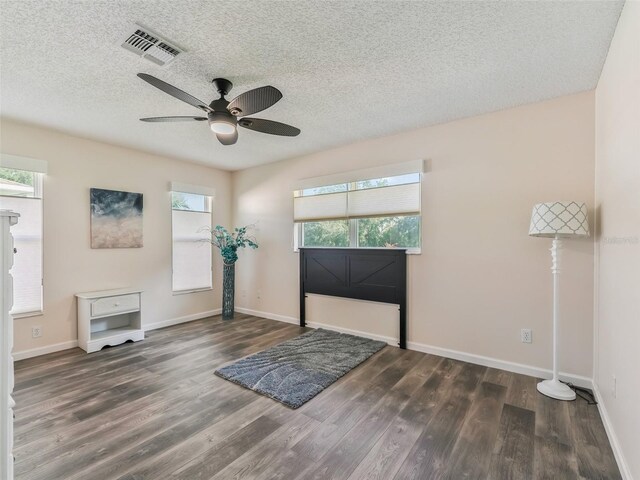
left=529, top=202, right=589, bottom=238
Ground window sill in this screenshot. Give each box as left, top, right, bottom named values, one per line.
left=172, top=287, right=213, bottom=296
left=11, top=310, right=44, bottom=319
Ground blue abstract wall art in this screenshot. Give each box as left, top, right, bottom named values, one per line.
left=90, top=188, right=143, bottom=248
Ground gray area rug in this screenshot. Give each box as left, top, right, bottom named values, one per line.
left=214, top=328, right=386, bottom=408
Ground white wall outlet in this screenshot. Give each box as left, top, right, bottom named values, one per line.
left=241, top=289, right=247, bottom=298
left=521, top=328, right=532, bottom=343
left=32, top=326, right=42, bottom=338
left=257, top=289, right=262, bottom=300
left=612, top=375, right=617, bottom=398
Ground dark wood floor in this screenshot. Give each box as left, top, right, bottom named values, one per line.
left=13, top=314, right=620, bottom=480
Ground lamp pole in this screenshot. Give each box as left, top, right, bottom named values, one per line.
left=537, top=235, right=576, bottom=400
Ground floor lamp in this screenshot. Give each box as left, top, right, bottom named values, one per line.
left=529, top=201, right=589, bottom=401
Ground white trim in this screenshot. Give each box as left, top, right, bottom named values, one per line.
left=169, top=182, right=216, bottom=197
left=13, top=340, right=78, bottom=361
left=406, top=340, right=594, bottom=389
left=234, top=307, right=299, bottom=325
left=145, top=308, right=222, bottom=331
left=10, top=309, right=43, bottom=319
left=13, top=309, right=223, bottom=360
left=293, top=159, right=424, bottom=191
left=0, top=154, right=48, bottom=174
left=592, top=383, right=633, bottom=480
left=236, top=307, right=594, bottom=389
left=172, top=287, right=213, bottom=296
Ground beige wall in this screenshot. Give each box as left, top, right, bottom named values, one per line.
left=594, top=1, right=640, bottom=478
left=0, top=120, right=231, bottom=354
left=233, top=92, right=596, bottom=378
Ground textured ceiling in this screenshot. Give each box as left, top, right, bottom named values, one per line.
left=0, top=1, right=623, bottom=171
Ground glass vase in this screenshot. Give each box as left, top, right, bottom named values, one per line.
left=222, top=262, right=235, bottom=320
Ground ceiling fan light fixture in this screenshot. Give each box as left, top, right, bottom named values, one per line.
left=210, top=121, right=236, bottom=135
left=208, top=111, right=236, bottom=135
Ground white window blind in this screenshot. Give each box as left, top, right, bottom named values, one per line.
left=293, top=191, right=348, bottom=222
left=293, top=162, right=423, bottom=223
left=171, top=191, right=213, bottom=293
left=0, top=157, right=45, bottom=316
left=347, top=183, right=420, bottom=218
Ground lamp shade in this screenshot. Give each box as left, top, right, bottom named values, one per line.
left=529, top=201, right=589, bottom=238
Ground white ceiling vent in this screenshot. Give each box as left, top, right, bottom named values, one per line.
left=121, top=23, right=183, bottom=66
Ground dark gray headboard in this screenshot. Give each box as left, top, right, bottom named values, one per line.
left=299, top=248, right=407, bottom=348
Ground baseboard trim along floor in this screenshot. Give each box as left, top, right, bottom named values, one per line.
left=592, top=383, right=632, bottom=480
left=236, top=306, right=594, bottom=389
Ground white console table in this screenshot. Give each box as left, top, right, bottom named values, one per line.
left=76, top=288, right=144, bottom=353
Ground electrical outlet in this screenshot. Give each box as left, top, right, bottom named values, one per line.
left=521, top=328, right=532, bottom=343
left=32, top=326, right=42, bottom=338
left=257, top=289, right=262, bottom=300
left=612, top=375, right=617, bottom=398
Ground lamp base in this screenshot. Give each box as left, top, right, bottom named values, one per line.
left=537, top=379, right=576, bottom=401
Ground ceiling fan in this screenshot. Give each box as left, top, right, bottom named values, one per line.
left=137, top=74, right=300, bottom=145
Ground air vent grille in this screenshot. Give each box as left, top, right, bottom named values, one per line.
left=121, top=24, right=182, bottom=66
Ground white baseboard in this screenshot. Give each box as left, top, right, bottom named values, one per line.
left=13, top=309, right=223, bottom=361
left=407, top=341, right=594, bottom=389
left=592, top=383, right=633, bottom=480
left=235, top=308, right=594, bottom=390
left=13, top=340, right=79, bottom=361
left=145, top=308, right=222, bottom=331
left=234, top=307, right=299, bottom=325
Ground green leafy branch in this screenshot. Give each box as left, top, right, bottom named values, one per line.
left=202, top=224, right=259, bottom=265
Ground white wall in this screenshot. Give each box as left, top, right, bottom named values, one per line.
left=0, top=119, right=231, bottom=355
left=594, top=2, right=640, bottom=478
left=233, top=92, right=596, bottom=378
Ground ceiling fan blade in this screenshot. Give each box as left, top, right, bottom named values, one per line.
left=217, top=129, right=238, bottom=145
left=227, top=86, right=282, bottom=117
left=138, top=73, right=212, bottom=113
left=238, top=118, right=300, bottom=137
left=140, top=116, right=208, bottom=122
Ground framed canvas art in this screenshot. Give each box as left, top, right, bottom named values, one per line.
left=90, top=188, right=143, bottom=248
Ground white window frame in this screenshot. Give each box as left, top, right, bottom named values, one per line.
left=170, top=186, right=214, bottom=295
left=0, top=154, right=47, bottom=318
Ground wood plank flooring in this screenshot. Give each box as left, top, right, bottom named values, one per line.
left=13, top=314, right=621, bottom=480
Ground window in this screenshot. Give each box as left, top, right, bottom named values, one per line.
left=293, top=162, right=423, bottom=252
left=302, top=220, right=349, bottom=247
left=0, top=164, right=44, bottom=316
left=171, top=189, right=213, bottom=293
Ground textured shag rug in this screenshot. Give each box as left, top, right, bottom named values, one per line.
left=214, top=328, right=386, bottom=408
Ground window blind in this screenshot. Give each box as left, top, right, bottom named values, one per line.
left=169, top=182, right=216, bottom=197
left=293, top=159, right=423, bottom=191
left=1, top=153, right=48, bottom=174
left=172, top=209, right=212, bottom=292
left=1, top=188, right=43, bottom=315
left=293, top=163, right=422, bottom=223
left=347, top=183, right=420, bottom=218
left=293, top=191, right=348, bottom=222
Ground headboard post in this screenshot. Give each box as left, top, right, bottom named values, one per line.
left=299, top=252, right=306, bottom=327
